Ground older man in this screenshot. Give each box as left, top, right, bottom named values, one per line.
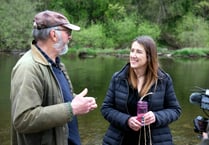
left=10, top=10, right=97, bottom=145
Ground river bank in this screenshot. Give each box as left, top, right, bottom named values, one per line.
left=1, top=47, right=209, bottom=59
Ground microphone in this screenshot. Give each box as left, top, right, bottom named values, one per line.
left=189, top=88, right=209, bottom=110
left=189, top=92, right=202, bottom=105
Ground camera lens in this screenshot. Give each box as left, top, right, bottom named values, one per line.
left=194, top=116, right=208, bottom=133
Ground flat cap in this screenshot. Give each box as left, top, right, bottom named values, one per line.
left=33, top=10, right=80, bottom=30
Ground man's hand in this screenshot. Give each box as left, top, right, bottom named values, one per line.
left=71, top=88, right=97, bottom=115
left=202, top=132, right=209, bottom=139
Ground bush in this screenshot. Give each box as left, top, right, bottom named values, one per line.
left=72, top=16, right=161, bottom=50
left=102, top=16, right=161, bottom=49
left=175, top=13, right=209, bottom=48
left=136, top=20, right=161, bottom=42
left=0, top=0, right=38, bottom=51
left=172, top=48, right=209, bottom=57
left=72, top=24, right=111, bottom=49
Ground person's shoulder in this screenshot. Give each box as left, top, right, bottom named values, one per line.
left=112, top=71, right=120, bottom=79
left=13, top=50, right=37, bottom=70
left=158, top=68, right=172, bottom=80
left=112, top=63, right=129, bottom=79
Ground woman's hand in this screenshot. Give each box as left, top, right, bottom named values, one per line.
left=143, top=111, right=156, bottom=125
left=128, top=111, right=156, bottom=131
left=128, top=116, right=142, bottom=131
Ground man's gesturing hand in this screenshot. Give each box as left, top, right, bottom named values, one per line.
left=71, top=88, right=97, bottom=115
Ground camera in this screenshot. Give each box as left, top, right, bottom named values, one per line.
left=189, top=87, right=209, bottom=134
left=194, top=116, right=209, bottom=134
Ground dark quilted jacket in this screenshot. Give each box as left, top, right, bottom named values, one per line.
left=101, top=63, right=181, bottom=145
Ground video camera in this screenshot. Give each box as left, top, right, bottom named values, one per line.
left=189, top=87, right=209, bottom=134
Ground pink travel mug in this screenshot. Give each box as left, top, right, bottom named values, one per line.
left=137, top=101, right=148, bottom=123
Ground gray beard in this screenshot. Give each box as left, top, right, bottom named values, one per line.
left=59, top=45, right=68, bottom=55
left=53, top=35, right=69, bottom=55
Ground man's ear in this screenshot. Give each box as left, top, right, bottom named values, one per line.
left=49, top=29, right=57, bottom=42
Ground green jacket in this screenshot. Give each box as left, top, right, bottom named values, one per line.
left=10, top=44, right=74, bottom=145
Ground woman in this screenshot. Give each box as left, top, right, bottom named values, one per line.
left=101, top=36, right=181, bottom=145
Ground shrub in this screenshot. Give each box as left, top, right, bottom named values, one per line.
left=172, top=48, right=209, bottom=57
left=102, top=16, right=161, bottom=49
left=72, top=24, right=111, bottom=49
left=175, top=13, right=209, bottom=48
left=0, top=0, right=38, bottom=51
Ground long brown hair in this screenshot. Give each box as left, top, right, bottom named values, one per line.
left=129, top=36, right=159, bottom=97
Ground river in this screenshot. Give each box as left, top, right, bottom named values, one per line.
left=0, top=53, right=209, bottom=145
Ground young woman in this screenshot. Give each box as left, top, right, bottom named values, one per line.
left=101, top=35, right=181, bottom=145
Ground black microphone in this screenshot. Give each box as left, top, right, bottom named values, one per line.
left=189, top=92, right=202, bottom=105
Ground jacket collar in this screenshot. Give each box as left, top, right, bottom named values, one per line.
left=31, top=42, right=50, bottom=66
left=115, top=62, right=130, bottom=79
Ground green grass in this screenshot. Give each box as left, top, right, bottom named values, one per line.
left=172, top=48, right=209, bottom=57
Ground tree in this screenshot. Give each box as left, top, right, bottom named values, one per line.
left=0, top=0, right=38, bottom=50
left=49, top=0, right=109, bottom=26
left=175, top=13, right=209, bottom=48
left=194, top=1, right=209, bottom=21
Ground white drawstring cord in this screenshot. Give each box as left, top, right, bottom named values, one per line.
left=138, top=124, right=152, bottom=145
left=144, top=125, right=153, bottom=145
left=148, top=125, right=152, bottom=145
left=139, top=92, right=153, bottom=101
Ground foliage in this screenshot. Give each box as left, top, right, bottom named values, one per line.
left=0, top=0, right=38, bottom=51
left=72, top=24, right=110, bottom=49
left=102, top=3, right=161, bottom=49
left=103, top=16, right=138, bottom=49
left=104, top=3, right=126, bottom=20
left=133, top=0, right=186, bottom=24
left=175, top=13, right=209, bottom=48
left=102, top=3, right=127, bottom=39
left=194, top=1, right=209, bottom=20
left=1, top=0, right=209, bottom=52
left=70, top=2, right=160, bottom=50
left=109, top=17, right=161, bottom=49
left=172, top=48, right=209, bottom=57
left=49, top=0, right=109, bottom=26
left=136, top=21, right=161, bottom=41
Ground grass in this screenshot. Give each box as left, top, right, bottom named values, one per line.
left=172, top=48, right=209, bottom=58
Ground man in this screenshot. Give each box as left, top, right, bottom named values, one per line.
left=10, top=10, right=97, bottom=145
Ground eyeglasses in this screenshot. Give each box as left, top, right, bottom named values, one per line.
left=55, top=28, right=72, bottom=36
